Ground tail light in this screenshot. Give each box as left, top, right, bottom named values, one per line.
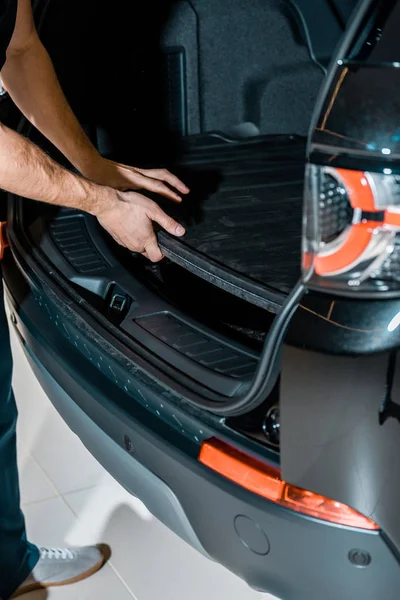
left=199, top=439, right=379, bottom=530
left=303, top=165, right=400, bottom=295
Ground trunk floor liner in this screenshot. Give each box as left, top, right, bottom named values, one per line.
left=162, top=135, right=305, bottom=295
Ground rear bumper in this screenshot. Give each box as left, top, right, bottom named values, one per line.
left=4, top=250, right=400, bottom=600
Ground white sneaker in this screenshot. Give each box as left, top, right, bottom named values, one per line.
left=11, top=545, right=110, bottom=597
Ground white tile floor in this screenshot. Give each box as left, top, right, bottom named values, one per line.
left=9, top=323, right=276, bottom=600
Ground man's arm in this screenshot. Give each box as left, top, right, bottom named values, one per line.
left=1, top=0, right=189, bottom=200
left=0, top=0, right=188, bottom=262
left=0, top=122, right=108, bottom=213
left=0, top=123, right=185, bottom=262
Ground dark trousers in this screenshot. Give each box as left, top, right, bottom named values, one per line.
left=0, top=276, right=39, bottom=598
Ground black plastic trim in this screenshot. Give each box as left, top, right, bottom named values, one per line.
left=28, top=210, right=260, bottom=400
left=9, top=195, right=290, bottom=415
left=158, top=231, right=285, bottom=312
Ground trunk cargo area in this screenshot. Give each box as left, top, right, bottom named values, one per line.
left=159, top=135, right=305, bottom=295
left=30, top=0, right=356, bottom=306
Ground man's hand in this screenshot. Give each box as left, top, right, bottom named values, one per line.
left=84, top=157, right=190, bottom=261
left=82, top=157, right=190, bottom=203
left=95, top=191, right=186, bottom=262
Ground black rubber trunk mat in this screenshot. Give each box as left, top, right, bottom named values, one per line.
left=159, top=135, right=305, bottom=296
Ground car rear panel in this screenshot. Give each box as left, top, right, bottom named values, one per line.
left=3, top=232, right=400, bottom=600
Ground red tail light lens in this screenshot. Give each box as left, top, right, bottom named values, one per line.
left=199, top=438, right=379, bottom=531
left=303, top=165, right=400, bottom=295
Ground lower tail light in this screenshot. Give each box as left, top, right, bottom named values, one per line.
left=303, top=165, right=400, bottom=295
left=199, top=438, right=379, bottom=530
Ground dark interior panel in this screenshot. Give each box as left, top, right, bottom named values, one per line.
left=162, top=0, right=324, bottom=137
left=33, top=0, right=354, bottom=150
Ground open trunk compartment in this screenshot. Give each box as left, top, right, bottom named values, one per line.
left=29, top=0, right=356, bottom=311
left=6, top=0, right=357, bottom=421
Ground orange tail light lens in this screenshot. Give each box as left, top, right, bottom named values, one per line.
left=199, top=439, right=379, bottom=531
left=0, top=222, right=9, bottom=260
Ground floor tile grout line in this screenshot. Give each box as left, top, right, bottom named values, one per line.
left=22, top=449, right=63, bottom=499
left=106, top=562, right=140, bottom=600
left=61, top=479, right=122, bottom=498
left=48, top=481, right=102, bottom=498
left=21, top=494, right=60, bottom=508
left=61, top=492, right=139, bottom=599
left=25, top=441, right=106, bottom=499
left=17, top=417, right=108, bottom=498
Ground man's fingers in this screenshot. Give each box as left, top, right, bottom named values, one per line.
left=152, top=207, right=186, bottom=237
left=143, top=168, right=189, bottom=195
left=134, top=172, right=182, bottom=203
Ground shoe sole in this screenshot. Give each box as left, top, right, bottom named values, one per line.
left=10, top=544, right=111, bottom=598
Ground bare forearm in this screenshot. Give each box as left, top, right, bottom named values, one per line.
left=1, top=35, right=99, bottom=173
left=0, top=123, right=114, bottom=214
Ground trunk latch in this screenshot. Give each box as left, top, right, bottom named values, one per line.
left=109, top=293, right=128, bottom=313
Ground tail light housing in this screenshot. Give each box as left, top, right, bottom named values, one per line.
left=303, top=165, right=400, bottom=295
left=199, top=439, right=378, bottom=530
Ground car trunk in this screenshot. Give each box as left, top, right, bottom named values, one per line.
left=5, top=0, right=356, bottom=426
left=33, top=0, right=353, bottom=304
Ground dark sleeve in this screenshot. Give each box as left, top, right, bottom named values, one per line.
left=0, top=0, right=18, bottom=71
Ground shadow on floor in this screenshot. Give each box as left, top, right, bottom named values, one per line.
left=16, top=590, right=49, bottom=600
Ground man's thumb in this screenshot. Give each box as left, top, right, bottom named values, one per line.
left=153, top=208, right=185, bottom=237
